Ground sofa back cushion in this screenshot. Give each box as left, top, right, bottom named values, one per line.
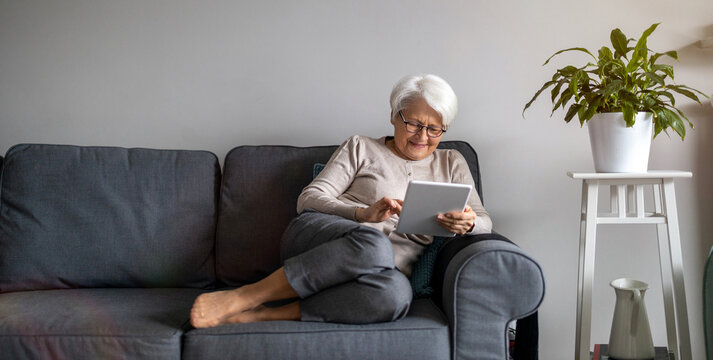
left=0, top=144, right=220, bottom=292
left=216, top=141, right=481, bottom=286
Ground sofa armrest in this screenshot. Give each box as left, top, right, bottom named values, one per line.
left=0, top=155, right=3, bottom=197
left=431, top=233, right=545, bottom=360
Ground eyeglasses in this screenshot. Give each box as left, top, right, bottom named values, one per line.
left=398, top=111, right=445, bottom=138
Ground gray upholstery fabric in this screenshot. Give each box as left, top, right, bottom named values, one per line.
left=0, top=144, right=220, bottom=291
left=216, top=145, right=339, bottom=286
left=216, top=141, right=481, bottom=287
left=0, top=288, right=207, bottom=360
left=442, top=240, right=545, bottom=360
left=182, top=298, right=449, bottom=360
left=434, top=141, right=483, bottom=202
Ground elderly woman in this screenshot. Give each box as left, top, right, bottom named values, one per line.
left=190, top=74, right=492, bottom=327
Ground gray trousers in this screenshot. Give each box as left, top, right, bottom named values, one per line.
left=280, top=211, right=412, bottom=324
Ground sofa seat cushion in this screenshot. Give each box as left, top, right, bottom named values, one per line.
left=0, top=288, right=206, bottom=360
left=182, top=298, right=450, bottom=360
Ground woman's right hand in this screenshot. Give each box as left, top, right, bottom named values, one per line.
left=355, top=197, right=403, bottom=223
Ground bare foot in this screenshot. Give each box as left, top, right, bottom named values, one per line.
left=190, top=288, right=258, bottom=328
left=224, top=305, right=268, bottom=324
left=224, top=302, right=300, bottom=324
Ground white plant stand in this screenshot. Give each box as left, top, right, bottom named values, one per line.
left=568, top=171, right=692, bottom=360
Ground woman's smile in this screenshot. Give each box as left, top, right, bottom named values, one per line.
left=408, top=141, right=428, bottom=149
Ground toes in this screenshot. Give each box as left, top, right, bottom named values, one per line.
left=190, top=316, right=201, bottom=328
left=189, top=304, right=208, bottom=328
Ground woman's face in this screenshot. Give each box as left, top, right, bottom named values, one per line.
left=390, top=97, right=444, bottom=161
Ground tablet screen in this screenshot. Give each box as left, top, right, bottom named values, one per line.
left=395, top=180, right=472, bottom=237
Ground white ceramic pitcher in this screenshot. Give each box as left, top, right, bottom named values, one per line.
left=608, top=278, right=655, bottom=359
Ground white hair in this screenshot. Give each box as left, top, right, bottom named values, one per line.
left=389, top=74, right=458, bottom=129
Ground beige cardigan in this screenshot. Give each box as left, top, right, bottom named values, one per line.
left=297, top=135, right=492, bottom=275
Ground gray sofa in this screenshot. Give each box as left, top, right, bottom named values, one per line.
left=0, top=141, right=544, bottom=360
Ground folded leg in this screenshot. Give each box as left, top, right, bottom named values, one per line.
left=300, top=269, right=412, bottom=324
left=280, top=211, right=397, bottom=298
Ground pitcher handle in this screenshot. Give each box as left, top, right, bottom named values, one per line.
left=631, top=288, right=641, bottom=337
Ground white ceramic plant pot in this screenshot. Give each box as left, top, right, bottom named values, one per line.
left=587, top=112, right=653, bottom=173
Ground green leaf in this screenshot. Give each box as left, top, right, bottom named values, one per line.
left=600, top=64, right=622, bottom=82
left=628, top=47, right=649, bottom=73
left=622, top=104, right=635, bottom=126
left=552, top=90, right=571, bottom=115
left=555, top=88, right=574, bottom=113
left=652, top=64, right=674, bottom=79
left=628, top=51, right=644, bottom=73
left=640, top=23, right=660, bottom=41
left=677, top=85, right=711, bottom=100
left=667, top=85, right=702, bottom=103
left=652, top=110, right=664, bottom=137
left=559, top=66, right=579, bottom=76
left=671, top=106, right=694, bottom=127
left=664, top=50, right=678, bottom=61
left=610, top=29, right=630, bottom=58
left=650, top=51, right=678, bottom=65
left=551, top=79, right=567, bottom=102
left=564, top=103, right=582, bottom=123
left=543, top=47, right=597, bottom=65
left=612, top=59, right=628, bottom=79
left=644, top=72, right=665, bottom=87
left=598, top=46, right=613, bottom=62
left=626, top=55, right=642, bottom=73
left=577, top=102, right=588, bottom=123
left=602, top=79, right=624, bottom=97
left=579, top=69, right=591, bottom=84
left=655, top=90, right=676, bottom=106
left=642, top=96, right=659, bottom=109
left=662, top=108, right=686, bottom=139
left=569, top=71, right=582, bottom=101
left=582, top=96, right=602, bottom=120
left=627, top=24, right=659, bottom=73
left=522, top=80, right=557, bottom=117
left=618, top=90, right=640, bottom=108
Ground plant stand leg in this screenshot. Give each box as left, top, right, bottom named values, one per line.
left=575, top=179, right=598, bottom=360
left=662, top=179, right=691, bottom=360
left=654, top=183, right=679, bottom=360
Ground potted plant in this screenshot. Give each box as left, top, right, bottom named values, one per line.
left=523, top=23, right=710, bottom=172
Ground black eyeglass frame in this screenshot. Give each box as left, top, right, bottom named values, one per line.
left=398, top=111, right=446, bottom=138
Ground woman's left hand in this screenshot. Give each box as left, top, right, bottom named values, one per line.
left=436, top=205, right=476, bottom=235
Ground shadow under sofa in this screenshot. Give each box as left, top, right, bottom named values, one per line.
left=0, top=142, right=544, bottom=360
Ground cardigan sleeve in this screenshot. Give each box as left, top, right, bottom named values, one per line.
left=296, top=135, right=363, bottom=220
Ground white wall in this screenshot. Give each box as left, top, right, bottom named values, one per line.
left=1, top=1, right=712, bottom=358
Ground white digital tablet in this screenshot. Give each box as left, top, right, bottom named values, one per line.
left=396, top=180, right=472, bottom=237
